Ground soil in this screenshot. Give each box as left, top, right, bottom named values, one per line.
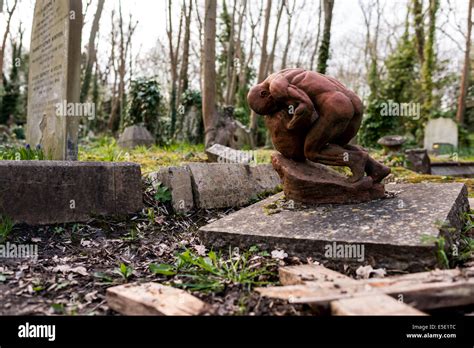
left=0, top=181, right=315, bottom=316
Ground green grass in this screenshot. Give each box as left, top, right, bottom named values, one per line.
left=78, top=137, right=208, bottom=174
left=0, top=215, right=14, bottom=243
left=114, top=263, right=134, bottom=282
left=0, top=144, right=47, bottom=160
left=78, top=136, right=275, bottom=174
left=149, top=246, right=277, bottom=292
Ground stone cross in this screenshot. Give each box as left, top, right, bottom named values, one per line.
left=26, top=0, right=83, bottom=160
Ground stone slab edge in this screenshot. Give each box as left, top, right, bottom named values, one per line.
left=198, top=184, right=469, bottom=271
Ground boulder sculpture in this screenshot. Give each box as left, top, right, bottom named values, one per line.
left=247, top=68, right=390, bottom=204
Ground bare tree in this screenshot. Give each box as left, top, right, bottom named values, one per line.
left=108, top=2, right=138, bottom=131
left=281, top=0, right=297, bottom=70
left=167, top=0, right=184, bottom=136
left=412, top=0, right=425, bottom=64
left=0, top=0, right=18, bottom=89
left=265, top=0, right=285, bottom=75
left=80, top=0, right=105, bottom=102
left=250, top=0, right=272, bottom=145
left=456, top=0, right=473, bottom=124
left=317, top=0, right=334, bottom=74
left=228, top=0, right=247, bottom=106
left=202, top=0, right=217, bottom=147
left=310, top=0, right=322, bottom=71
left=178, top=0, right=193, bottom=102
left=224, top=0, right=237, bottom=105
left=194, top=0, right=204, bottom=90
left=359, top=0, right=382, bottom=75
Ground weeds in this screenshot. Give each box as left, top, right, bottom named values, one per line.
left=0, top=144, right=46, bottom=160
left=154, top=183, right=172, bottom=203
left=0, top=215, right=14, bottom=243
left=114, top=263, right=134, bottom=282
left=149, top=246, right=277, bottom=292
left=421, top=234, right=450, bottom=268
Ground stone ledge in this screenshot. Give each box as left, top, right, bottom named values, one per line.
left=199, top=183, right=469, bottom=271
left=0, top=161, right=143, bottom=225
left=149, top=163, right=282, bottom=211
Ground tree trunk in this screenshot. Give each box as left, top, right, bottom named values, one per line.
left=456, top=0, right=473, bottom=124
left=281, top=0, right=296, bottom=70
left=194, top=0, right=204, bottom=91
left=202, top=0, right=217, bottom=147
left=178, top=0, right=192, bottom=102
left=412, top=0, right=425, bottom=64
left=266, top=0, right=285, bottom=75
left=108, top=10, right=120, bottom=131
left=167, top=0, right=184, bottom=137
left=0, top=0, right=18, bottom=90
left=224, top=0, right=237, bottom=105
left=117, top=2, right=126, bottom=131
left=249, top=0, right=272, bottom=147
left=310, top=0, right=322, bottom=71
left=421, top=0, right=439, bottom=120
left=317, top=0, right=334, bottom=74
left=80, top=0, right=105, bottom=103
left=229, top=0, right=247, bottom=107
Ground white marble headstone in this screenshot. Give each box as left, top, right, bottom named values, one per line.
left=423, top=117, right=458, bottom=150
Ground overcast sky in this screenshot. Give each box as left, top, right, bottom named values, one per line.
left=1, top=0, right=469, bottom=97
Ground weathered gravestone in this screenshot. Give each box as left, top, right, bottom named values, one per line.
left=118, top=125, right=155, bottom=149
left=199, top=183, right=470, bottom=271
left=0, top=161, right=142, bottom=225
left=206, top=144, right=254, bottom=164
left=26, top=0, right=83, bottom=160
left=149, top=163, right=281, bottom=211
left=423, top=118, right=458, bottom=152
left=405, top=149, right=431, bottom=174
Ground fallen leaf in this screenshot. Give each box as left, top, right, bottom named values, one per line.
left=356, top=265, right=386, bottom=279
left=271, top=249, right=288, bottom=260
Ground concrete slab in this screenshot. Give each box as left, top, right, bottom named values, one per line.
left=199, top=183, right=469, bottom=271
left=187, top=163, right=281, bottom=209
left=0, top=161, right=142, bottom=225
left=205, top=144, right=254, bottom=164
left=149, top=166, right=194, bottom=212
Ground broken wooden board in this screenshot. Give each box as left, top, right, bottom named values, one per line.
left=257, top=265, right=474, bottom=312
left=279, top=264, right=350, bottom=285
left=106, top=282, right=209, bottom=316
left=331, top=295, right=427, bottom=316
left=274, top=265, right=426, bottom=315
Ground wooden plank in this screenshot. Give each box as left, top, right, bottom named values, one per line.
left=276, top=264, right=428, bottom=315
left=279, top=264, right=352, bottom=285
left=106, top=282, right=209, bottom=316
left=258, top=266, right=474, bottom=311
left=331, top=295, right=427, bottom=316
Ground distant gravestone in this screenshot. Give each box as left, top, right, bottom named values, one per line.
left=423, top=118, right=458, bottom=151
left=26, top=0, right=83, bottom=160
left=118, top=125, right=155, bottom=148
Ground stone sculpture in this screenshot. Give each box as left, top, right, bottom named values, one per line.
left=247, top=68, right=391, bottom=204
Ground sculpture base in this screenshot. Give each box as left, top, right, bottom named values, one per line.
left=272, top=153, right=386, bottom=204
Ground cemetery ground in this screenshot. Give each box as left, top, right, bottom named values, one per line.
left=0, top=137, right=474, bottom=316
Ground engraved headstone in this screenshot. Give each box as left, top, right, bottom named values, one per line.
left=26, top=0, right=83, bottom=160
left=423, top=118, right=458, bottom=151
